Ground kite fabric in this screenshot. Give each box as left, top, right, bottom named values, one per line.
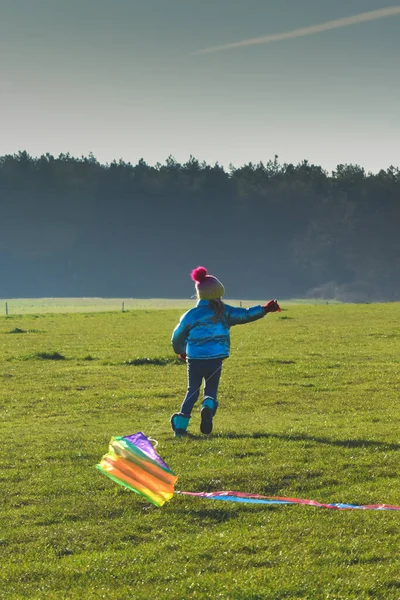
left=96, top=433, right=400, bottom=511
left=96, top=432, right=178, bottom=507
left=177, top=491, right=400, bottom=511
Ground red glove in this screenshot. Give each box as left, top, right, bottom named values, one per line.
left=178, top=353, right=187, bottom=361
left=264, top=300, right=281, bottom=314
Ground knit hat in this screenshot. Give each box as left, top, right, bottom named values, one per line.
left=191, top=266, right=225, bottom=300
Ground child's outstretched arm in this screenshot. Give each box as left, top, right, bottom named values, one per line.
left=226, top=300, right=280, bottom=326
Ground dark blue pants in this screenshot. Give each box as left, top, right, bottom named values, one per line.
left=180, top=358, right=223, bottom=417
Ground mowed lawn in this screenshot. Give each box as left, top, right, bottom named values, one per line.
left=0, top=303, right=399, bottom=599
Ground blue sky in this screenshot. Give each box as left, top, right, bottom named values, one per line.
left=1, top=0, right=399, bottom=172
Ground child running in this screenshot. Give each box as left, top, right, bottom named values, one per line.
left=170, top=266, right=280, bottom=437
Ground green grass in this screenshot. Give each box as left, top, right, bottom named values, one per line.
left=0, top=297, right=339, bottom=315
left=0, top=303, right=399, bottom=599
left=0, top=297, right=196, bottom=314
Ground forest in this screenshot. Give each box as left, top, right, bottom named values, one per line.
left=0, top=151, right=399, bottom=301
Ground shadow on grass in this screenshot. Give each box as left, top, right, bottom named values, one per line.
left=216, top=432, right=400, bottom=451
left=23, top=351, right=66, bottom=361
left=121, top=357, right=184, bottom=366
left=170, top=502, right=279, bottom=523
left=169, top=503, right=277, bottom=522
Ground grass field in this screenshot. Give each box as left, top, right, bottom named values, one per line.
left=1, top=302, right=399, bottom=599
left=0, top=298, right=196, bottom=315
left=0, top=297, right=338, bottom=315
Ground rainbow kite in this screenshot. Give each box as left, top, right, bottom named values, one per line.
left=96, top=432, right=177, bottom=507
left=96, top=433, right=400, bottom=512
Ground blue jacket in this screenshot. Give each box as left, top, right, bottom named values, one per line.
left=171, top=299, right=265, bottom=360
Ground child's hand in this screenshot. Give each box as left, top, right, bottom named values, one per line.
left=178, top=353, right=187, bottom=361
left=264, top=300, right=281, bottom=313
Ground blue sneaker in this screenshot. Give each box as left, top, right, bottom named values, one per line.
left=170, top=413, right=190, bottom=437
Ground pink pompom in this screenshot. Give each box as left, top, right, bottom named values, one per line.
left=191, top=266, right=208, bottom=282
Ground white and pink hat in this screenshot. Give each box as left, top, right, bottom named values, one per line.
left=191, top=266, right=225, bottom=300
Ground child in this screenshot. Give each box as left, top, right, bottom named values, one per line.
left=170, top=266, right=280, bottom=437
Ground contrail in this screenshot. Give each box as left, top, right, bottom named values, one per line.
left=194, top=6, right=400, bottom=55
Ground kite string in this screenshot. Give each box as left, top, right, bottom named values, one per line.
left=175, top=491, right=400, bottom=511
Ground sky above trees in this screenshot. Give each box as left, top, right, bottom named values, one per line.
left=1, top=0, right=399, bottom=172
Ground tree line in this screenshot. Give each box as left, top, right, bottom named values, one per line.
left=0, top=151, right=399, bottom=301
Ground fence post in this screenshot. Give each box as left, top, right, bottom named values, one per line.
left=5, top=302, right=8, bottom=315
left=122, top=302, right=125, bottom=313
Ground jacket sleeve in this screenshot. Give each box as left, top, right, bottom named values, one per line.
left=225, top=304, right=265, bottom=326
left=171, top=314, right=191, bottom=354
